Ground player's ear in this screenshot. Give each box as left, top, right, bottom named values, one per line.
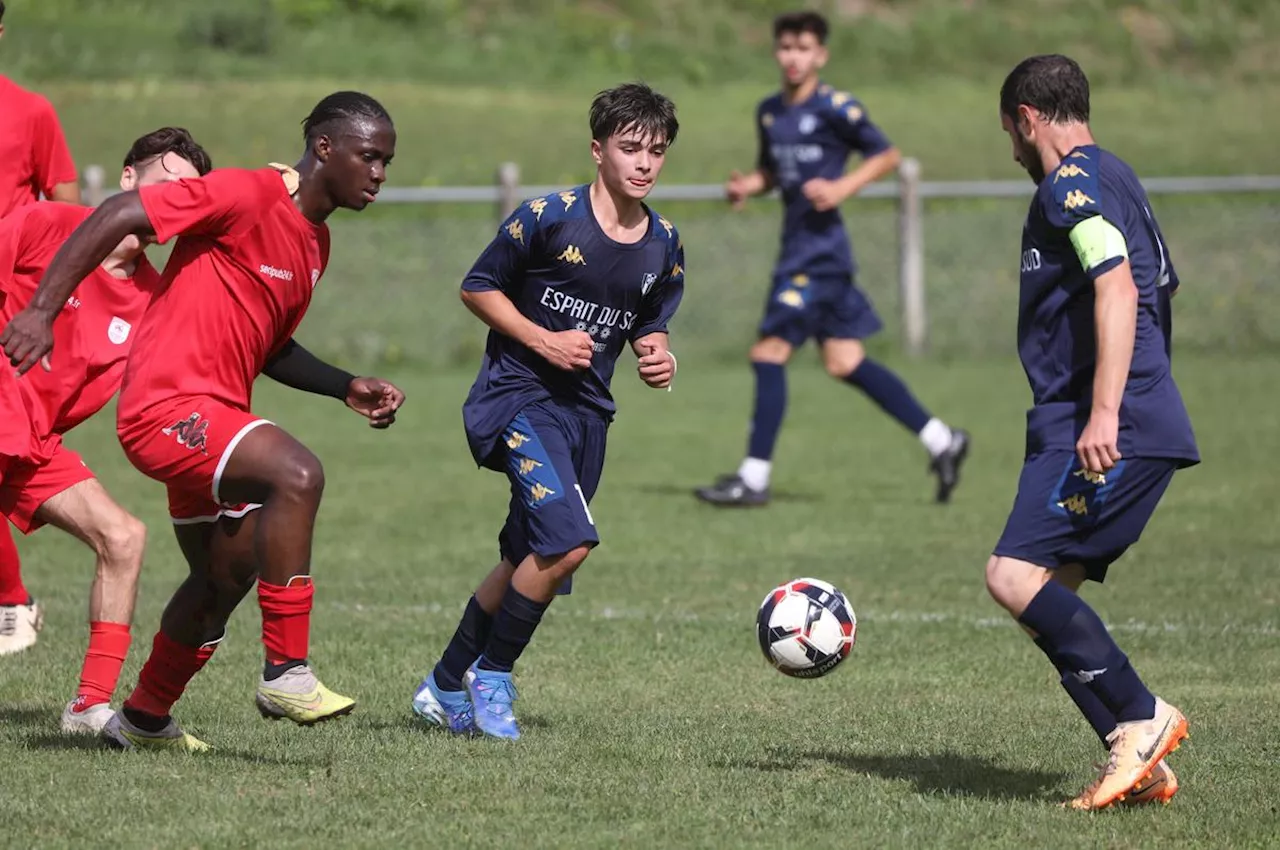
left=313, top=134, right=332, bottom=163
left=119, top=166, right=138, bottom=192
left=590, top=139, right=604, bottom=166
left=815, top=46, right=829, bottom=69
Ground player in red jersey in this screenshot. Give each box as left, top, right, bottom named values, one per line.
left=2, top=91, right=404, bottom=751
left=0, top=3, right=80, bottom=212
left=0, top=130, right=210, bottom=735
left=0, top=0, right=83, bottom=649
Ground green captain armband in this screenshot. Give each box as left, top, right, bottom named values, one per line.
left=1069, top=215, right=1128, bottom=272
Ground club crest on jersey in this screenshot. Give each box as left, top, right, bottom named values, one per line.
left=107, top=317, right=131, bottom=345
left=641, top=272, right=658, bottom=295
left=798, top=114, right=818, bottom=135
left=161, top=412, right=210, bottom=455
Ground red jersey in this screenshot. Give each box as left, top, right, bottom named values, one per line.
left=118, top=167, right=330, bottom=423
left=0, top=202, right=160, bottom=455
left=0, top=76, right=79, bottom=218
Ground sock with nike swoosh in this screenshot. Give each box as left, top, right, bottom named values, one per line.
left=1034, top=635, right=1115, bottom=747
left=1020, top=581, right=1156, bottom=724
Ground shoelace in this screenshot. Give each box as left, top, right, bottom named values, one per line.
left=0, top=608, right=15, bottom=637
left=476, top=678, right=518, bottom=712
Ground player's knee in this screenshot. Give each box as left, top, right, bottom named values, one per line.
left=823, top=343, right=865, bottom=379
left=274, top=450, right=326, bottom=501
left=984, top=556, right=1051, bottom=615
left=750, top=338, right=790, bottom=365
left=98, top=513, right=147, bottom=575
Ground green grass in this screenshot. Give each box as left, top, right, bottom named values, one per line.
left=2, top=355, right=1278, bottom=847
left=31, top=77, right=1280, bottom=185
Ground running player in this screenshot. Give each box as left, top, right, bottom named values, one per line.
left=0, top=0, right=82, bottom=654
left=0, top=128, right=209, bottom=731
left=694, top=10, right=968, bottom=507
left=2, top=92, right=405, bottom=751
left=987, top=55, right=1195, bottom=810
left=412, top=82, right=683, bottom=740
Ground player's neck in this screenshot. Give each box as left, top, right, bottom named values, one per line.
left=101, top=238, right=143, bottom=279
left=292, top=157, right=335, bottom=224
left=1038, top=124, right=1096, bottom=176
left=782, top=75, right=820, bottom=106
left=589, top=177, right=648, bottom=236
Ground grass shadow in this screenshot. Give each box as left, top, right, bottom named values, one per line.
left=721, top=747, right=1068, bottom=802
left=637, top=483, right=825, bottom=504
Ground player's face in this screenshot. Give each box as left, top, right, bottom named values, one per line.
left=121, top=152, right=203, bottom=192
left=321, top=119, right=396, bottom=211
left=1001, top=111, right=1046, bottom=185
left=774, top=31, right=827, bottom=88
left=119, top=153, right=204, bottom=247
left=593, top=129, right=668, bottom=200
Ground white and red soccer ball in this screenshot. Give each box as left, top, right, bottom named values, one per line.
left=756, top=577, right=857, bottom=678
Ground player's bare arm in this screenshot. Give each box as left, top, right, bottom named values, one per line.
left=0, top=191, right=153, bottom=374
left=48, top=181, right=82, bottom=205
left=262, top=338, right=404, bottom=428
left=1077, top=260, right=1138, bottom=475
left=632, top=331, right=675, bottom=389
left=726, top=168, right=774, bottom=209
left=802, top=146, right=901, bottom=212
left=460, top=288, right=594, bottom=372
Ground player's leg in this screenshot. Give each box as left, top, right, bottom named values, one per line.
left=696, top=275, right=812, bottom=506
left=213, top=421, right=355, bottom=722
left=818, top=279, right=969, bottom=503
left=0, top=520, right=40, bottom=656
left=106, top=515, right=259, bottom=751
left=467, top=406, right=602, bottom=739
left=32, top=477, right=146, bottom=733
left=413, top=557, right=514, bottom=732
left=988, top=454, right=1187, bottom=809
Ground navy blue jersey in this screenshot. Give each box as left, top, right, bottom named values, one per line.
left=757, top=83, right=893, bottom=278
left=1018, top=145, right=1197, bottom=463
left=461, top=185, right=685, bottom=467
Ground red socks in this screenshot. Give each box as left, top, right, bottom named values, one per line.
left=124, top=630, right=219, bottom=719
left=74, top=622, right=131, bottom=708
left=0, top=524, right=28, bottom=606
left=258, top=577, right=313, bottom=665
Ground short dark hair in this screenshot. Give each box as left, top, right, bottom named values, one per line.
left=0, top=2, right=7, bottom=24
left=123, top=127, right=212, bottom=176
left=589, top=82, right=679, bottom=146
left=774, top=10, right=828, bottom=44
left=1000, top=54, right=1091, bottom=124
left=302, top=91, right=393, bottom=142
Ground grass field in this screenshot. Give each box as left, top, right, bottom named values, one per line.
left=2, top=355, right=1277, bottom=847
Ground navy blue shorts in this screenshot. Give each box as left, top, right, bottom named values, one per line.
left=497, top=401, right=608, bottom=588
left=758, top=273, right=883, bottom=346
left=993, top=452, right=1179, bottom=583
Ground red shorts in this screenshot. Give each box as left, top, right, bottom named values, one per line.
left=117, top=397, right=269, bottom=524
left=0, top=437, right=96, bottom=533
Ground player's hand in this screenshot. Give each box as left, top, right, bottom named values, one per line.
left=1077, top=409, right=1121, bottom=475
left=0, top=306, right=55, bottom=375
left=802, top=178, right=846, bottom=212
left=345, top=377, right=405, bottom=429
left=636, top=342, right=675, bottom=389
left=534, top=329, right=595, bottom=372
left=725, top=170, right=751, bottom=210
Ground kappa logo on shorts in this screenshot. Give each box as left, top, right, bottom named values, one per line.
left=162, top=412, right=210, bottom=455
left=1051, top=460, right=1125, bottom=520
left=529, top=482, right=556, bottom=503
left=518, top=458, right=542, bottom=476
left=507, top=431, right=530, bottom=450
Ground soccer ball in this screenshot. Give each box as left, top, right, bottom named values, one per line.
left=756, top=577, right=857, bottom=678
